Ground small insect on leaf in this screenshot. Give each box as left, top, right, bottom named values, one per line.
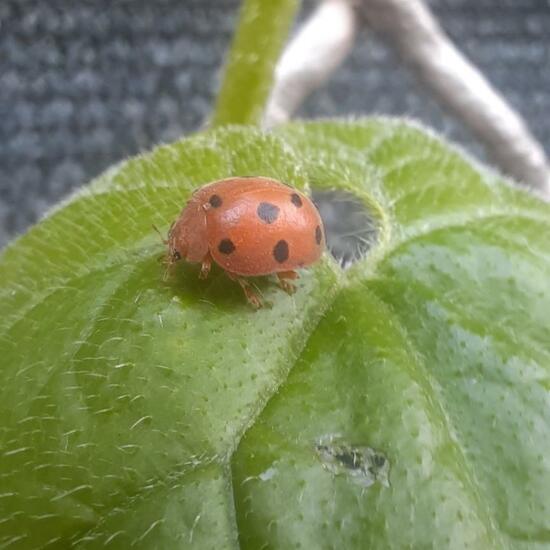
left=166, top=176, right=325, bottom=308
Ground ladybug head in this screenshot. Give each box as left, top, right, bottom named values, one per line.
left=168, top=247, right=183, bottom=264
left=166, top=198, right=209, bottom=267
left=167, top=224, right=187, bottom=265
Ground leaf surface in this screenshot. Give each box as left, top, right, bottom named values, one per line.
left=0, top=120, right=549, bottom=549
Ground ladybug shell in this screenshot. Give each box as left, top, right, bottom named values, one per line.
left=172, top=177, right=325, bottom=276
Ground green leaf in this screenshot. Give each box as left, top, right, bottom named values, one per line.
left=1, top=119, right=549, bottom=549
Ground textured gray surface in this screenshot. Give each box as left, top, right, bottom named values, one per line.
left=1, top=0, right=549, bottom=247
left=299, top=0, right=550, bottom=153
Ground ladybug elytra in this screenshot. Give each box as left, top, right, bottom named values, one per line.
left=164, top=176, right=325, bottom=308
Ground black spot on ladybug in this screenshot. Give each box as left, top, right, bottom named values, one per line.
left=290, top=193, right=303, bottom=207
left=273, top=240, right=289, bottom=263
left=315, top=225, right=323, bottom=245
left=209, top=194, right=222, bottom=208
left=257, top=202, right=280, bottom=224
left=218, top=238, right=236, bottom=254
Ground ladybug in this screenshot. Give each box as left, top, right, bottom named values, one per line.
left=164, top=176, right=325, bottom=308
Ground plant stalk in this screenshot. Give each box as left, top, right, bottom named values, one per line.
left=211, top=0, right=299, bottom=127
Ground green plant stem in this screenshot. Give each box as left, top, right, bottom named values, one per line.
left=211, top=0, right=299, bottom=127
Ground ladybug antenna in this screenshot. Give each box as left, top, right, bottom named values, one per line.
left=152, top=223, right=168, bottom=245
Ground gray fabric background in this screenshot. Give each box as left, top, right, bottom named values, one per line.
left=1, top=0, right=549, bottom=248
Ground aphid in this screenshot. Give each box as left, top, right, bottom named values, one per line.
left=164, top=176, right=325, bottom=308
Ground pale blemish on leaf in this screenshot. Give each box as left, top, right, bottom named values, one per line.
left=315, top=434, right=390, bottom=488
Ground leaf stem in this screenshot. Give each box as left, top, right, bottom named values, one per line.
left=211, top=0, right=299, bottom=128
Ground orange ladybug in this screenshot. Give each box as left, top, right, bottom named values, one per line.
left=165, top=176, right=325, bottom=307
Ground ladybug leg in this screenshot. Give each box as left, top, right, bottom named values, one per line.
left=199, top=253, right=212, bottom=280
left=276, top=270, right=299, bottom=295
left=226, top=272, right=263, bottom=309
left=162, top=260, right=176, bottom=282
